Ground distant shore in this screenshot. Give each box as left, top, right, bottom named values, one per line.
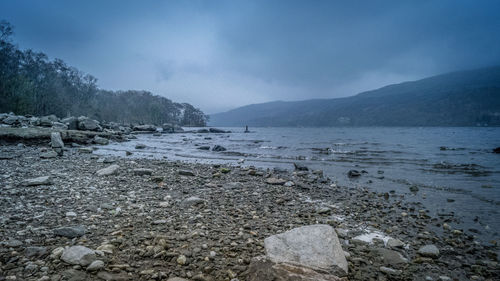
left=1, top=142, right=499, bottom=281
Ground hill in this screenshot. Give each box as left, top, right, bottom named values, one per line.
left=209, top=66, right=500, bottom=127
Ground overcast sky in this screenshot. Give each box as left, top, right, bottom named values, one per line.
left=2, top=0, right=500, bottom=113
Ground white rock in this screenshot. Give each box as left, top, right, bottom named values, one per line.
left=86, top=260, right=105, bottom=271
left=96, top=164, right=120, bottom=176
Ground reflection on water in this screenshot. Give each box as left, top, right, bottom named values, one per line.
left=94, top=127, right=500, bottom=242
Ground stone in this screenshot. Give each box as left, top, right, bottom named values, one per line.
left=60, top=246, right=97, bottom=266
left=386, top=238, right=404, bottom=248
left=93, top=136, right=109, bottom=145
left=135, top=143, right=146, bottom=149
left=418, top=244, right=440, bottom=258
left=178, top=169, right=195, bottom=176
left=40, top=150, right=58, bottom=159
left=1, top=238, right=22, bottom=248
left=51, top=132, right=64, bottom=148
left=197, top=146, right=210, bottom=150
left=379, top=266, right=402, bottom=275
left=77, top=117, right=101, bottom=131
left=212, top=145, right=227, bottom=151
left=61, top=116, right=78, bottom=130
left=177, top=254, right=187, bottom=265
left=25, top=246, right=47, bottom=257
left=96, top=164, right=120, bottom=176
left=266, top=178, right=287, bottom=185
left=247, top=256, right=343, bottom=281
left=133, top=168, right=153, bottom=176
left=347, top=170, right=361, bottom=177
left=293, top=163, right=309, bottom=171
left=24, top=176, right=51, bottom=186
left=96, top=271, right=131, bottom=281
left=182, top=196, right=205, bottom=207
left=133, top=124, right=157, bottom=132
left=53, top=225, right=86, bottom=238
left=78, top=147, right=94, bottom=153
left=264, top=224, right=348, bottom=276
left=86, top=260, right=105, bottom=271
left=96, top=244, right=115, bottom=254
left=377, top=248, right=408, bottom=267
left=167, top=278, right=190, bottom=281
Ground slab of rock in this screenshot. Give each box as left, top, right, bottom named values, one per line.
left=247, top=256, right=343, bottom=281
left=24, top=176, right=51, bottom=186
left=93, top=135, right=109, bottom=145
left=418, top=244, right=440, bottom=258
left=60, top=246, right=96, bottom=266
left=53, top=225, right=86, bottom=238
left=376, top=248, right=408, bottom=267
left=96, top=164, right=120, bottom=176
left=263, top=224, right=348, bottom=276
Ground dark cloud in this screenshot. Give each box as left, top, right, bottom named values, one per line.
left=1, top=0, right=500, bottom=113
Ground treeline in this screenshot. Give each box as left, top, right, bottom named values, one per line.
left=0, top=21, right=208, bottom=126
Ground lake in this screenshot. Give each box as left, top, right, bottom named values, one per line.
left=95, top=127, right=500, bottom=242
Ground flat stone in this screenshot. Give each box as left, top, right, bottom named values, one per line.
left=181, top=196, right=205, bottom=207
left=133, top=168, right=153, bottom=176
left=380, top=266, right=402, bottom=275
left=86, top=260, right=105, bottom=271
left=40, top=150, right=58, bottom=159
left=418, top=244, right=440, bottom=258
left=266, top=178, right=287, bottom=185
left=61, top=246, right=96, bottom=266
left=264, top=224, right=348, bottom=276
left=53, top=225, right=86, bottom=238
left=96, top=164, right=120, bottom=176
left=24, top=176, right=51, bottom=186
left=178, top=169, right=195, bottom=176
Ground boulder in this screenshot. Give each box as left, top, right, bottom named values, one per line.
left=417, top=244, right=440, bottom=258
left=61, top=116, right=78, bottom=130
left=212, top=145, right=227, bottom=152
left=96, top=164, right=120, bottom=176
left=197, top=146, right=210, bottom=150
left=133, top=124, right=157, bottom=132
left=93, top=136, right=109, bottom=145
left=77, top=117, right=101, bottom=131
left=347, top=170, right=361, bottom=177
left=135, top=143, right=146, bottom=149
left=51, top=132, right=64, bottom=155
left=52, top=122, right=68, bottom=130
left=162, top=123, right=184, bottom=133
left=2, top=115, right=22, bottom=125
left=39, top=115, right=57, bottom=127
left=263, top=224, right=348, bottom=276
left=493, top=147, right=500, bottom=153
left=376, top=248, right=408, bottom=267
left=24, top=176, right=52, bottom=186
left=294, top=163, right=309, bottom=171
left=60, top=246, right=96, bottom=266
left=208, top=128, right=226, bottom=133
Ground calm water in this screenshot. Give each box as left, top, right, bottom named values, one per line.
left=95, top=127, right=500, bottom=242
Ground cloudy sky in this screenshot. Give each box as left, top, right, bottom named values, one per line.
left=2, top=0, right=500, bottom=113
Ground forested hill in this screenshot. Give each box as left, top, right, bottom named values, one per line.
left=210, top=66, right=500, bottom=127
left=0, top=21, right=207, bottom=126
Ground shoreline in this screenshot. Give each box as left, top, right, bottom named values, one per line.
left=0, top=144, right=499, bottom=280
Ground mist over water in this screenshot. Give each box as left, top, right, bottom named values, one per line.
left=95, top=127, right=500, bottom=242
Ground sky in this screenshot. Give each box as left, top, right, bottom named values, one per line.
left=1, top=0, right=500, bottom=113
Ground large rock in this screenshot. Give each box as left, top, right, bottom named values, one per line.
left=212, top=145, right=227, bottom=152
left=247, top=256, right=343, bottom=281
left=93, top=135, right=109, bottom=145
left=51, top=132, right=64, bottom=155
left=61, top=116, right=79, bottom=130
left=418, top=244, right=440, bottom=258
left=2, top=115, right=22, bottom=125
left=133, top=124, right=157, bottom=132
left=96, top=164, right=120, bottom=176
left=60, top=246, right=96, bottom=266
left=77, top=117, right=101, bottom=131
left=263, top=224, right=348, bottom=276
left=162, top=123, right=184, bottom=133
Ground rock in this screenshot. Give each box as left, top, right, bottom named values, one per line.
left=293, top=163, right=309, bottom=171
left=25, top=246, right=47, bottom=257
left=66, top=211, right=77, bottom=217
left=409, top=185, right=419, bottom=192
left=208, top=128, right=226, bottom=133
left=386, top=238, right=404, bottom=248
left=93, top=136, right=109, bottom=145
left=247, top=256, right=343, bottom=281
left=418, top=244, right=440, bottom=258
left=52, top=121, right=68, bottom=130
left=212, top=145, right=227, bottom=152
left=53, top=225, right=86, bottom=238
left=77, top=117, right=101, bottom=131
left=377, top=248, right=408, bottom=267
left=135, top=143, right=146, bottom=149
left=2, top=115, right=22, bottom=125
left=133, top=124, right=157, bottom=132
left=317, top=207, right=331, bottom=214
left=181, top=196, right=205, bottom=207
left=263, top=224, right=348, bottom=276
left=380, top=266, right=402, bottom=275
left=178, top=169, right=195, bottom=176
left=197, top=146, right=210, bottom=150
left=162, top=123, right=184, bottom=133
left=24, top=176, right=51, bottom=186
left=78, top=147, right=94, bottom=153
left=40, top=150, right=58, bottom=159
left=133, top=168, right=153, bottom=176
left=96, top=244, right=115, bottom=254
left=51, top=132, right=64, bottom=148
left=167, top=278, right=190, bottom=281
left=266, top=178, right=287, bottom=185
left=86, top=260, right=104, bottom=271
left=61, top=116, right=78, bottom=130
left=176, top=255, right=187, bottom=265
left=347, top=170, right=361, bottom=177
left=1, top=238, right=22, bottom=247
left=96, top=164, right=120, bottom=176
left=493, top=147, right=500, bottom=153
left=60, top=246, right=97, bottom=266
left=96, top=271, right=131, bottom=281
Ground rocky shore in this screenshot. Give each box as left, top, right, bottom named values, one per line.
left=0, top=139, right=499, bottom=280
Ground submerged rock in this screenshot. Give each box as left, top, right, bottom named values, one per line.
left=348, top=170, right=361, bottom=177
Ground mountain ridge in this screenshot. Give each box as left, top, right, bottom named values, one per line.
left=209, top=66, right=500, bottom=127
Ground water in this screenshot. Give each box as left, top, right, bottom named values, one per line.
left=95, top=127, right=500, bottom=242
